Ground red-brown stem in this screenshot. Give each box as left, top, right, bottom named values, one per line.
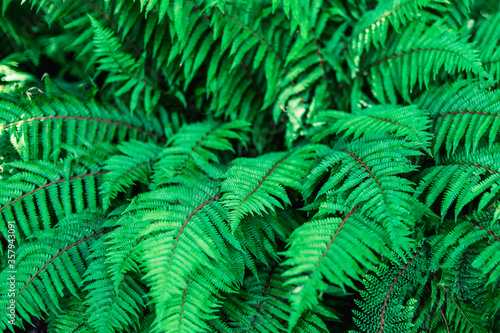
left=336, top=48, right=461, bottom=92
left=471, top=222, right=500, bottom=242
left=368, top=116, right=421, bottom=143
left=0, top=170, right=109, bottom=213
left=424, top=283, right=450, bottom=333
left=84, top=0, right=142, bottom=56
left=379, top=248, right=423, bottom=333
left=249, top=265, right=277, bottom=332
left=384, top=3, right=408, bottom=19
left=165, top=194, right=222, bottom=276
left=120, top=218, right=159, bottom=273
left=15, top=228, right=115, bottom=301
left=224, top=13, right=284, bottom=65
left=344, top=150, right=384, bottom=193
left=312, top=205, right=358, bottom=273
left=370, top=1, right=412, bottom=28
left=452, top=162, right=499, bottom=175
left=126, top=160, right=156, bottom=176
left=173, top=132, right=211, bottom=177
left=431, top=111, right=500, bottom=120
left=223, top=12, right=306, bottom=105
left=186, top=0, right=211, bottom=23
left=335, top=82, right=348, bottom=91
left=368, top=48, right=454, bottom=69
left=115, top=229, right=150, bottom=283
left=241, top=155, right=289, bottom=204
left=240, top=61, right=263, bottom=101
left=296, top=3, right=332, bottom=107
left=457, top=251, right=467, bottom=294
left=86, top=0, right=210, bottom=113
left=179, top=275, right=191, bottom=330
left=288, top=205, right=358, bottom=325
left=72, top=323, right=85, bottom=333
left=0, top=116, right=166, bottom=140
left=439, top=283, right=478, bottom=331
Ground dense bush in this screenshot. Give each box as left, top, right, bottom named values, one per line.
left=0, top=0, right=499, bottom=332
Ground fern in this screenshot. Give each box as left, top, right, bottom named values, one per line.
left=352, top=20, right=486, bottom=104
left=414, top=145, right=500, bottom=218
left=221, top=145, right=320, bottom=230
left=310, top=105, right=433, bottom=152
left=351, top=248, right=427, bottom=333
left=83, top=237, right=148, bottom=333
left=475, top=12, right=500, bottom=81
left=1, top=1, right=500, bottom=332
left=282, top=199, right=386, bottom=330
left=417, top=80, right=500, bottom=157
left=349, top=0, right=447, bottom=56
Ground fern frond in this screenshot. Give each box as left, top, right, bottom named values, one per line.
left=83, top=237, right=147, bottom=333
left=2, top=1, right=500, bottom=331
left=417, top=80, right=500, bottom=157
left=0, top=210, right=110, bottom=330
left=311, top=105, right=433, bottom=152
left=475, top=12, right=500, bottom=81
left=351, top=248, right=427, bottom=333
left=218, top=265, right=335, bottom=333
left=440, top=284, right=489, bottom=333
left=354, top=20, right=486, bottom=104
left=221, top=145, right=320, bottom=230
left=159, top=271, right=224, bottom=332
left=151, top=120, right=250, bottom=188
left=235, top=209, right=302, bottom=266
left=282, top=199, right=387, bottom=330
left=90, top=16, right=157, bottom=112
left=271, top=0, right=321, bottom=40
left=0, top=160, right=106, bottom=240
left=100, top=140, right=161, bottom=209
left=414, top=145, right=500, bottom=218
left=0, top=92, right=166, bottom=161
left=304, top=136, right=424, bottom=251
left=106, top=177, right=242, bottom=331
left=47, top=297, right=91, bottom=333
left=349, top=0, right=446, bottom=56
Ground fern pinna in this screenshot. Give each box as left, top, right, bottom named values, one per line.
left=1, top=0, right=500, bottom=332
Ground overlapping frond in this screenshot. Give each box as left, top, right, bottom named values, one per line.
left=0, top=160, right=105, bottom=240
left=349, top=0, right=446, bottom=56
left=83, top=237, right=147, bottom=333
left=351, top=248, right=427, bottom=333
left=221, top=145, right=321, bottom=230
left=431, top=211, right=500, bottom=288
left=311, top=105, right=432, bottom=152
left=151, top=120, right=250, bottom=187
left=0, top=91, right=166, bottom=161
left=475, top=12, right=500, bottom=81
left=354, top=20, right=486, bottom=104
left=414, top=145, right=500, bottom=218
left=47, top=297, right=92, bottom=333
left=0, top=209, right=109, bottom=330
left=2, top=0, right=500, bottom=332
left=417, top=80, right=500, bottom=157
left=100, top=140, right=161, bottom=209
left=282, top=199, right=387, bottom=330
left=104, top=169, right=243, bottom=331
left=234, top=209, right=302, bottom=266
left=217, top=265, right=336, bottom=333
left=90, top=17, right=157, bottom=111
left=304, top=136, right=424, bottom=250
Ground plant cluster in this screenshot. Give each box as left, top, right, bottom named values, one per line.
left=0, top=0, right=499, bottom=332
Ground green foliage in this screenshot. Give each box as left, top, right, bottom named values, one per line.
left=1, top=0, right=500, bottom=332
